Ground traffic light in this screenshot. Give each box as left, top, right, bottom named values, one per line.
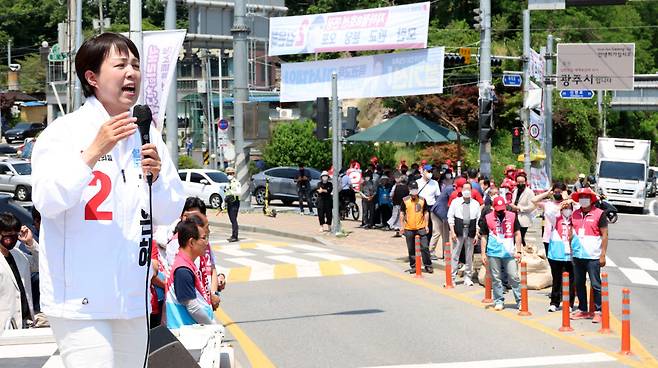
left=312, top=97, right=329, bottom=139
left=444, top=53, right=466, bottom=67
left=512, top=127, right=522, bottom=154
left=343, top=107, right=359, bottom=136
left=478, top=99, right=494, bottom=142
left=472, top=8, right=483, bottom=31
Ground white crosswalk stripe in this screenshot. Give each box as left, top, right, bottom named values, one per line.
left=267, top=255, right=322, bottom=277
left=305, top=252, right=349, bottom=261
left=618, top=267, right=658, bottom=286
left=629, top=257, right=658, bottom=271
left=255, top=243, right=293, bottom=254
left=225, top=257, right=274, bottom=267
left=217, top=248, right=256, bottom=257
left=288, top=243, right=329, bottom=252
left=605, top=256, right=616, bottom=267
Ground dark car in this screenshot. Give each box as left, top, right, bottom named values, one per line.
left=0, top=144, right=17, bottom=156
left=0, top=193, right=34, bottom=233
left=4, top=122, right=45, bottom=143
left=251, top=167, right=321, bottom=206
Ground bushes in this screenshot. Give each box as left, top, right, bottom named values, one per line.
left=178, top=155, right=200, bottom=169
left=263, top=120, right=332, bottom=170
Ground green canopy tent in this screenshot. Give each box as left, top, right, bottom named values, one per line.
left=345, top=113, right=467, bottom=144
left=345, top=113, right=468, bottom=163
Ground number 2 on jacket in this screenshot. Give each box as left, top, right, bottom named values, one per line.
left=85, top=171, right=113, bottom=221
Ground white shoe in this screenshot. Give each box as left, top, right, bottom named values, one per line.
left=494, top=303, right=504, bottom=311
left=464, top=278, right=474, bottom=286
left=548, top=305, right=559, bottom=312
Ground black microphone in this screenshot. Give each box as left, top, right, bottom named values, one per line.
left=133, top=104, right=153, bottom=185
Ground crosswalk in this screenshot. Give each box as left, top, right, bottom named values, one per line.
left=212, top=240, right=378, bottom=283
left=607, top=255, right=658, bottom=287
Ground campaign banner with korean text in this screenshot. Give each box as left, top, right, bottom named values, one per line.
left=268, top=2, right=430, bottom=56
left=280, top=47, right=444, bottom=102
left=140, top=29, right=187, bottom=129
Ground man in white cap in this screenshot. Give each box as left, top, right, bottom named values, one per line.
left=574, top=173, right=586, bottom=191
left=225, top=167, right=241, bottom=242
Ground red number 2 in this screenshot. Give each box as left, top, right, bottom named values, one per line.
left=85, top=171, right=113, bottom=221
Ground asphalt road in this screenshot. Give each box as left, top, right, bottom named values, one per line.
left=208, top=224, right=658, bottom=368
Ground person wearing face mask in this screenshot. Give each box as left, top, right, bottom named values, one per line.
left=0, top=212, right=34, bottom=330
left=225, top=167, right=241, bottom=242
left=508, top=171, right=535, bottom=247
left=569, top=188, right=608, bottom=323
left=447, top=183, right=481, bottom=286
left=400, top=182, right=432, bottom=274
left=416, top=164, right=442, bottom=258
left=480, top=197, right=523, bottom=311
left=574, top=173, right=586, bottom=191
left=316, top=171, right=333, bottom=232
left=359, top=171, right=376, bottom=229
left=532, top=183, right=575, bottom=312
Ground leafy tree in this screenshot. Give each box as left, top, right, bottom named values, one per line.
left=263, top=120, right=332, bottom=170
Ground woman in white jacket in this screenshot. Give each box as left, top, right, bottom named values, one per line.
left=31, top=33, right=185, bottom=367
left=447, top=182, right=481, bottom=286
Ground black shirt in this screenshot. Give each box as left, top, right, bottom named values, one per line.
left=316, top=181, right=333, bottom=200
left=174, top=267, right=197, bottom=303
left=4, top=253, right=30, bottom=322
left=295, top=169, right=310, bottom=189
left=392, top=184, right=410, bottom=206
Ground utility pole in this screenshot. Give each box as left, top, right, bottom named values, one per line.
left=597, top=90, right=605, bottom=137
left=6, top=40, right=10, bottom=66
left=477, top=0, right=493, bottom=178
left=544, top=34, right=554, bottom=182
left=129, top=0, right=143, bottom=104
left=98, top=0, right=105, bottom=33
left=218, top=52, right=225, bottom=170
left=73, top=0, right=83, bottom=110
left=331, top=72, right=341, bottom=235
left=165, top=0, right=178, bottom=167
left=232, top=0, right=251, bottom=208
left=522, top=9, right=532, bottom=175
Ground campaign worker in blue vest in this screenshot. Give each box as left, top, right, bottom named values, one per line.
left=480, top=196, right=523, bottom=311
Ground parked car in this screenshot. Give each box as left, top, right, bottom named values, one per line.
left=3, top=122, right=45, bottom=143
left=0, top=158, right=32, bottom=201
left=178, top=169, right=229, bottom=209
left=251, top=167, right=321, bottom=207
left=0, top=193, right=34, bottom=233
left=0, top=144, right=17, bottom=156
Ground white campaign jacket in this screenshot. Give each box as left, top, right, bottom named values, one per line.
left=0, top=248, right=33, bottom=331
left=32, top=97, right=185, bottom=320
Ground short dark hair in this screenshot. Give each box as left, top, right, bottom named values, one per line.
left=176, top=218, right=202, bottom=248
left=0, top=212, right=21, bottom=233
left=552, top=182, right=567, bottom=191
left=183, top=197, right=207, bottom=215
left=468, top=168, right=478, bottom=179
left=75, top=32, right=140, bottom=98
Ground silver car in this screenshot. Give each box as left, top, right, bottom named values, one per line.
left=251, top=167, right=321, bottom=206
left=0, top=158, right=32, bottom=201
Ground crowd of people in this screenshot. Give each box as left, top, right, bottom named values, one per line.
left=297, top=157, right=608, bottom=319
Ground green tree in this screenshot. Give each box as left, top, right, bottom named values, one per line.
left=263, top=120, right=332, bottom=170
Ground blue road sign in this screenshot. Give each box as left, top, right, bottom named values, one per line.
left=559, top=90, right=594, bottom=99
left=218, top=118, right=229, bottom=131
left=503, top=74, right=522, bottom=87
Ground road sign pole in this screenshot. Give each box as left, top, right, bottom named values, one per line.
left=545, top=34, right=554, bottom=182
left=478, top=0, right=492, bottom=179
left=522, top=9, right=532, bottom=175
left=331, top=72, right=341, bottom=235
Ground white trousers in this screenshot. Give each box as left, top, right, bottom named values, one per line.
left=49, top=316, right=148, bottom=368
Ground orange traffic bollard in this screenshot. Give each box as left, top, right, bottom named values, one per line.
left=414, top=235, right=422, bottom=278
left=443, top=242, right=454, bottom=289
left=559, top=272, right=574, bottom=332
left=518, top=261, right=532, bottom=316
left=599, top=272, right=611, bottom=334
left=588, top=285, right=595, bottom=315
left=620, top=288, right=632, bottom=355
left=482, top=264, right=493, bottom=303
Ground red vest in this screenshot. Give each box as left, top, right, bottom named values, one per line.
left=167, top=251, right=211, bottom=305
left=571, top=207, right=604, bottom=259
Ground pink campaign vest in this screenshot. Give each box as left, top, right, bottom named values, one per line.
left=484, top=211, right=517, bottom=258
left=570, top=207, right=604, bottom=260
left=547, top=215, right=573, bottom=262
left=164, top=252, right=214, bottom=329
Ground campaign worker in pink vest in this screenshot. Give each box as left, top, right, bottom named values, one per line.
left=480, top=196, right=523, bottom=311
left=165, top=216, right=216, bottom=329
left=569, top=188, right=608, bottom=323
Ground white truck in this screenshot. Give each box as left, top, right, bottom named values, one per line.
left=596, top=138, right=652, bottom=211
